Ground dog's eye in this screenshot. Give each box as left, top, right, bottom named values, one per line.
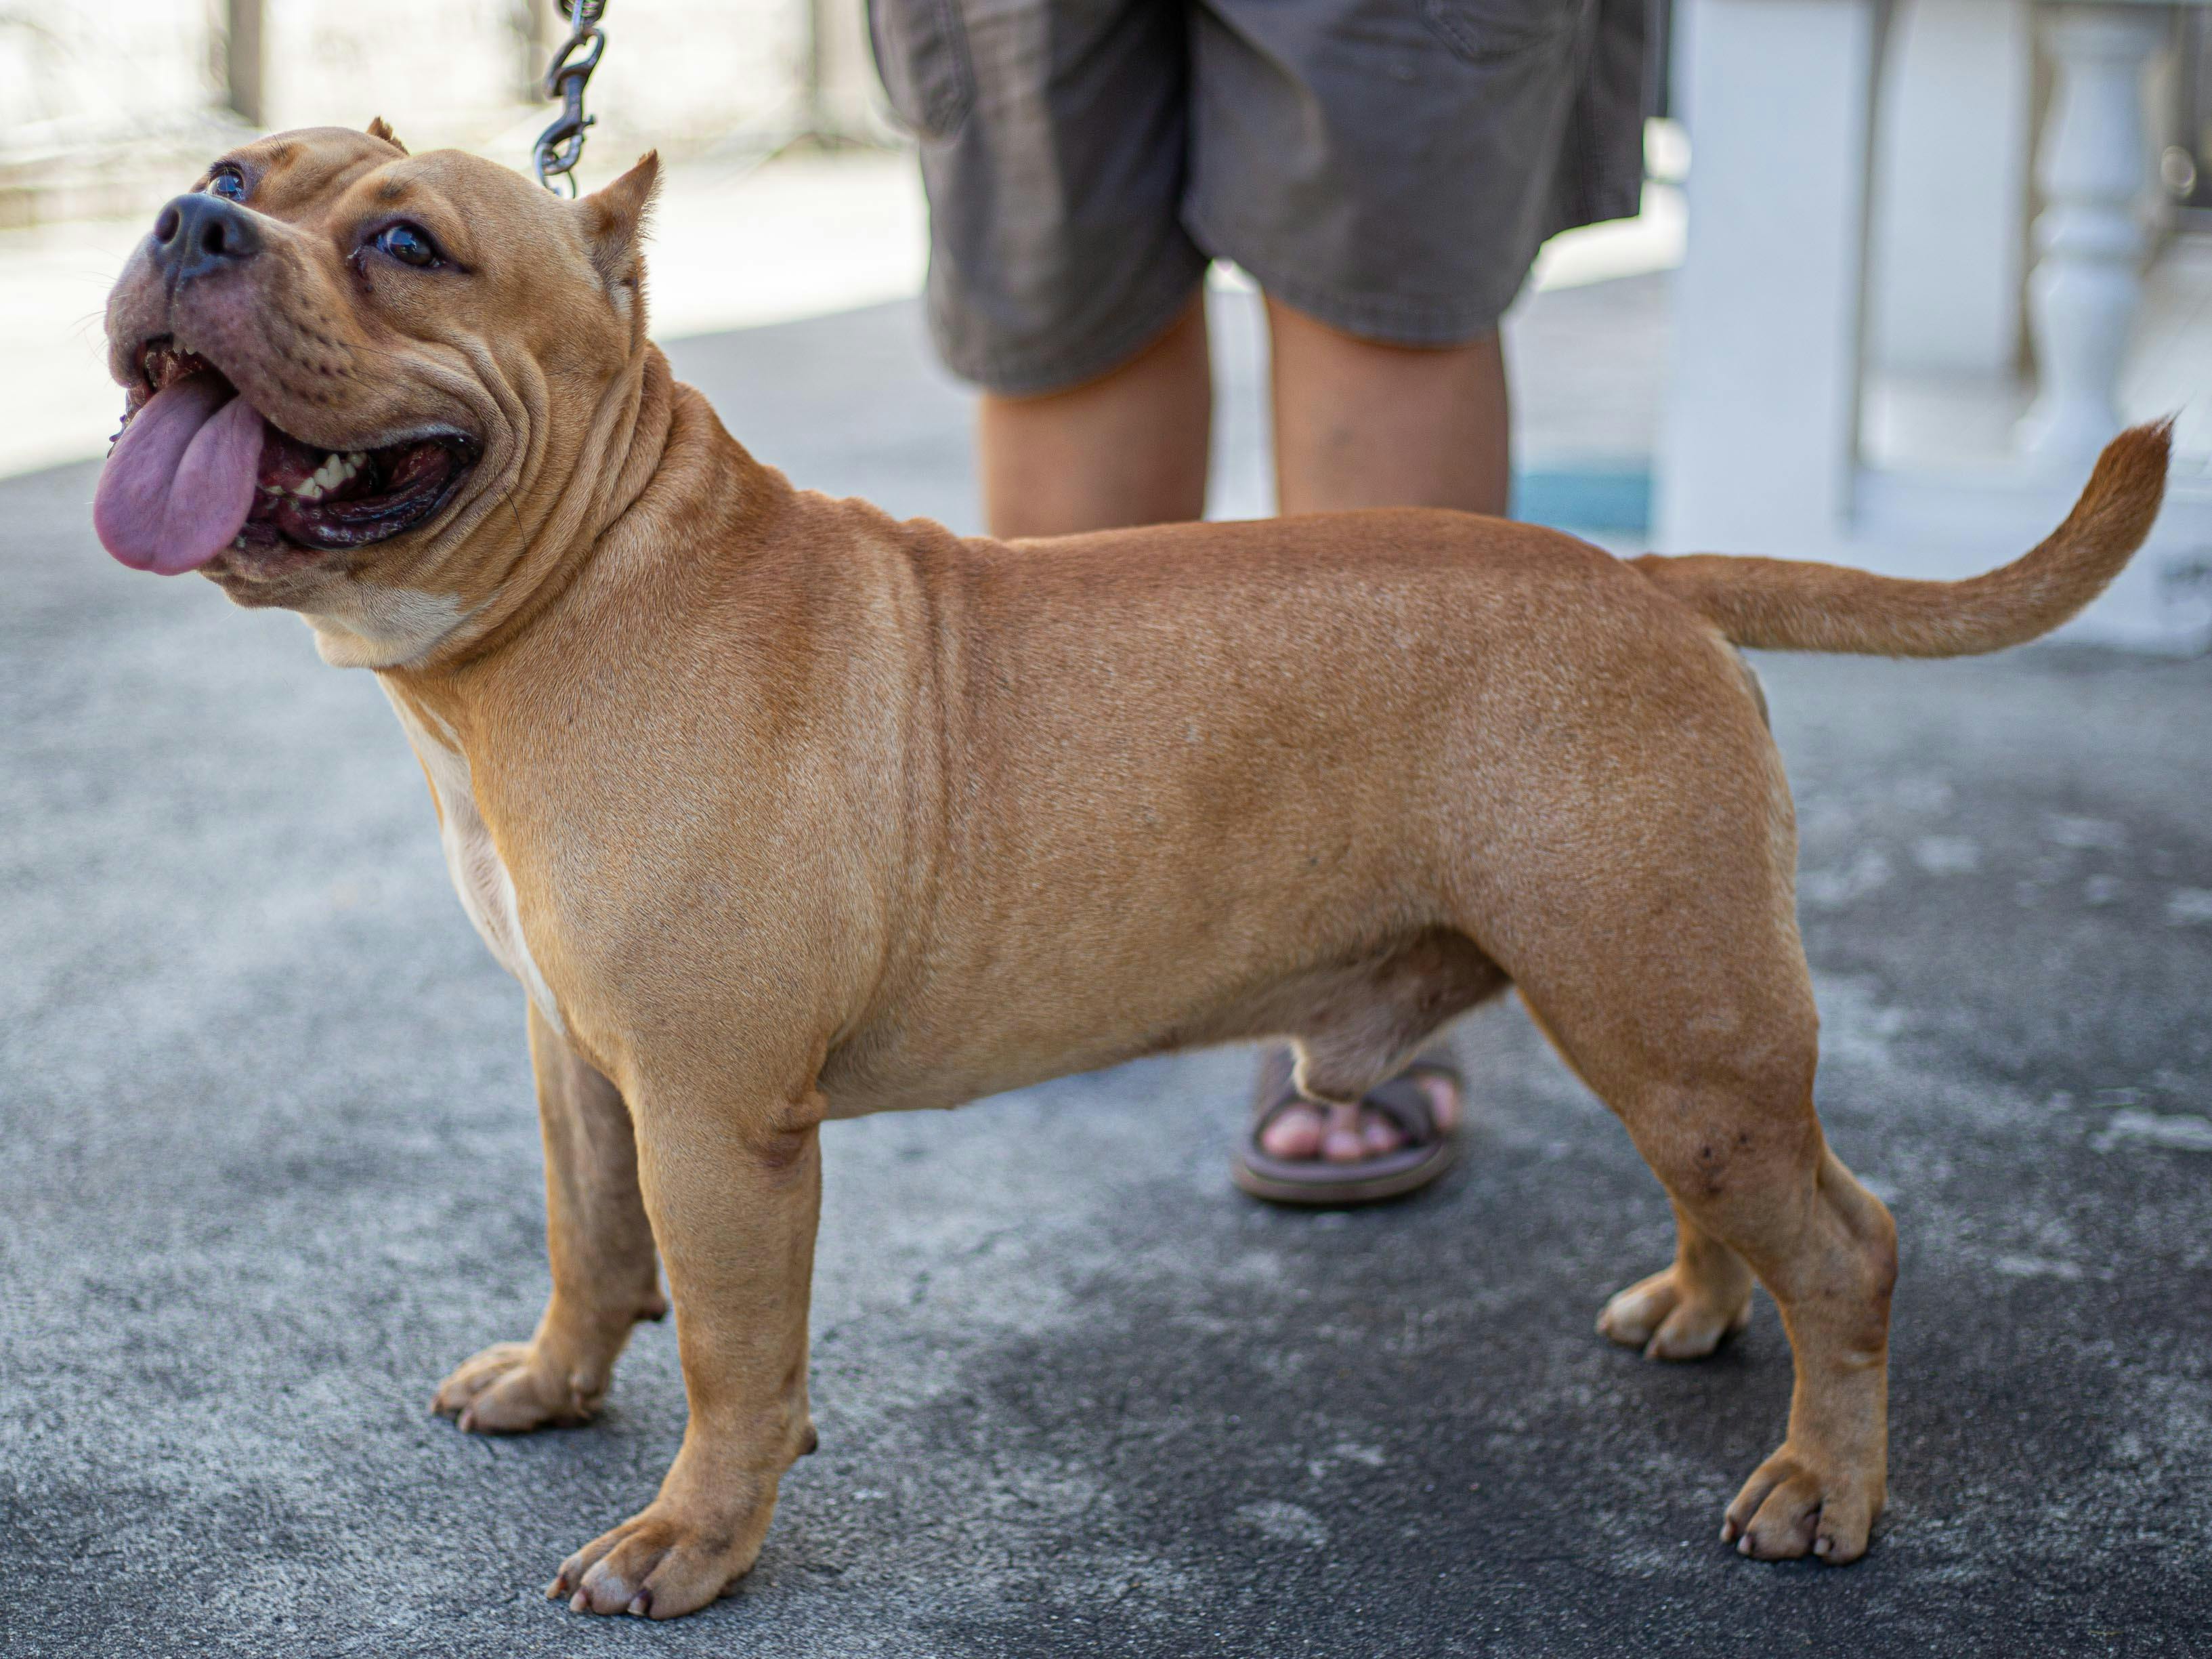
left=205, top=167, right=247, bottom=201
left=373, top=222, right=442, bottom=268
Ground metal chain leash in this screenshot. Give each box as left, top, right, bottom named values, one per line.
left=534, top=0, right=608, bottom=196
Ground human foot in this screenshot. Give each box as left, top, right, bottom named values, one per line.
left=1231, top=1045, right=1463, bottom=1204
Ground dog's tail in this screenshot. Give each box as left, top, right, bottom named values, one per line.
left=1629, top=421, right=2171, bottom=658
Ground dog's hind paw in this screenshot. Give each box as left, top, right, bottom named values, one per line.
left=1720, top=1444, right=1880, bottom=1563
left=1596, top=1265, right=1753, bottom=1360
left=551, top=1486, right=775, bottom=1620
left=431, top=1340, right=607, bottom=1433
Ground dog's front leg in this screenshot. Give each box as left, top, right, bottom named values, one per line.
left=432, top=1005, right=667, bottom=1432
left=552, top=1074, right=823, bottom=1620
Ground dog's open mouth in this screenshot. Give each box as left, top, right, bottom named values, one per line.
left=93, top=340, right=478, bottom=576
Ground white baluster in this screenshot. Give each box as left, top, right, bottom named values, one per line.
left=2018, top=4, right=2168, bottom=465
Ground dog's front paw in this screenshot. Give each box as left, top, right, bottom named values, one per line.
left=1720, top=1443, right=1881, bottom=1563
left=549, top=1487, right=778, bottom=1620
left=431, top=1341, right=605, bottom=1433
left=1597, top=1265, right=1752, bottom=1360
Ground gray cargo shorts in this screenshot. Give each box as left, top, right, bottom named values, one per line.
left=868, top=0, right=1648, bottom=396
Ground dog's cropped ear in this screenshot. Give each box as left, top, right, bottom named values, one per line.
left=365, top=116, right=408, bottom=154
left=581, top=151, right=660, bottom=291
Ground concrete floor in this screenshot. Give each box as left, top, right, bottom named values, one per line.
left=3, top=298, right=2211, bottom=1658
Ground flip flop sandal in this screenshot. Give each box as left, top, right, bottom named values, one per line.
left=1231, top=1042, right=1462, bottom=1207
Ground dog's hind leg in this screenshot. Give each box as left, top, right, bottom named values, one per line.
left=1472, top=696, right=1897, bottom=1564
left=432, top=1003, right=668, bottom=1433
left=1516, top=925, right=1896, bottom=1562
left=1512, top=896, right=1896, bottom=1562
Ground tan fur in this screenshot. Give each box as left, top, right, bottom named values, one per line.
left=102, top=131, right=2170, bottom=1619
left=1632, top=419, right=2170, bottom=656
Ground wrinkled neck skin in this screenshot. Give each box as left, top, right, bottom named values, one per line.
left=367, top=345, right=765, bottom=826
left=301, top=339, right=678, bottom=672
left=366, top=355, right=767, bottom=1083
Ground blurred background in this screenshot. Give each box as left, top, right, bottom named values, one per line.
left=5, top=2, right=2212, bottom=648
left=3, top=5, right=2211, bottom=1655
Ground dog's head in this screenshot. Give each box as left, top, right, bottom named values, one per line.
left=98, top=122, right=660, bottom=667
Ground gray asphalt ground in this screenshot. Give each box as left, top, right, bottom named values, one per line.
left=3, top=293, right=2211, bottom=1658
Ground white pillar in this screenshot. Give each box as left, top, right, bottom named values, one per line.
left=1868, top=0, right=2035, bottom=378
left=2017, top=4, right=2167, bottom=465
left=1656, top=0, right=1881, bottom=554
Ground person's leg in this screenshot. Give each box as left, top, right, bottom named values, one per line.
left=1267, top=297, right=1510, bottom=518
left=1248, top=298, right=1509, bottom=1167
left=980, top=294, right=1212, bottom=539
left=876, top=0, right=1208, bottom=532
left=1186, top=0, right=1644, bottom=1193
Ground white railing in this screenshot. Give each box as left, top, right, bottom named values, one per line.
left=1657, top=0, right=2212, bottom=652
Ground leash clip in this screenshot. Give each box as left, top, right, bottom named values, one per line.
left=534, top=1, right=609, bottom=196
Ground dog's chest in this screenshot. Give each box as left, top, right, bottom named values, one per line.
left=383, top=693, right=564, bottom=1032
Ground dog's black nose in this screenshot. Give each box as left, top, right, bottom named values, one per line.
left=149, top=194, right=261, bottom=282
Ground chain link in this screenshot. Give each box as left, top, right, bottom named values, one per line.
left=534, top=1, right=609, bottom=196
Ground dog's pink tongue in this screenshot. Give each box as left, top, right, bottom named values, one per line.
left=93, top=374, right=266, bottom=574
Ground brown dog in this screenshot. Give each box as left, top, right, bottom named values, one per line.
left=97, top=125, right=2169, bottom=1619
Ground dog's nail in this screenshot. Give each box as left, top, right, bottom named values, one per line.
left=570, top=1589, right=590, bottom=1614
left=801, top=1426, right=820, bottom=1456
left=1813, top=1536, right=1831, bottom=1557
left=1719, top=1520, right=1736, bottom=1543
left=628, top=1593, right=652, bottom=1618
left=458, top=1407, right=475, bottom=1433
left=546, top=1577, right=566, bottom=1599
left=1737, top=1534, right=1754, bottom=1557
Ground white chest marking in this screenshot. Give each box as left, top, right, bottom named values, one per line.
left=384, top=692, right=566, bottom=1034
left=307, top=587, right=471, bottom=670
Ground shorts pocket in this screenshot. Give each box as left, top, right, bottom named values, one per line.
left=1420, top=0, right=1581, bottom=64
left=867, top=0, right=975, bottom=140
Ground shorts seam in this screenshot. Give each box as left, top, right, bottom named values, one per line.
left=1186, top=205, right=1522, bottom=347
left=931, top=239, right=1212, bottom=396
left=1418, top=0, right=1579, bottom=65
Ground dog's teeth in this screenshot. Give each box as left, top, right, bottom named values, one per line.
left=289, top=453, right=364, bottom=503
left=307, top=452, right=361, bottom=495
